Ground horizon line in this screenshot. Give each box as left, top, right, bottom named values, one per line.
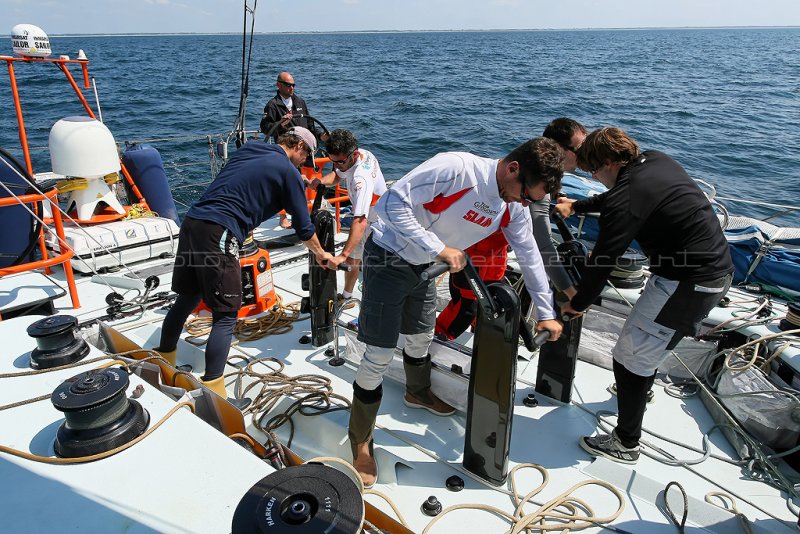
left=45, top=25, right=800, bottom=37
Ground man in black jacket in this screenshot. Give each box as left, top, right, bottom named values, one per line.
left=556, top=127, right=733, bottom=464
left=260, top=71, right=329, bottom=142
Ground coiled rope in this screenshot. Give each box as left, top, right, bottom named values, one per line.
left=223, top=356, right=351, bottom=451
left=422, top=463, right=625, bottom=534
left=184, top=294, right=306, bottom=344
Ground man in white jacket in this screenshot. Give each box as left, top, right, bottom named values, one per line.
left=348, top=137, right=565, bottom=486
left=310, top=129, right=387, bottom=302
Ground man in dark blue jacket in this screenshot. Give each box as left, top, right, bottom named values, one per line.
left=155, top=127, right=334, bottom=399
left=557, top=127, right=733, bottom=464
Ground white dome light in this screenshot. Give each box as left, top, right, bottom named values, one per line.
left=49, top=117, right=121, bottom=178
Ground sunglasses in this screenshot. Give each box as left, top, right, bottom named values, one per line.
left=278, top=80, right=295, bottom=87
left=329, top=150, right=355, bottom=165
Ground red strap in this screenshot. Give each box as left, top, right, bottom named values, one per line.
left=422, top=187, right=471, bottom=214
left=499, top=207, right=511, bottom=228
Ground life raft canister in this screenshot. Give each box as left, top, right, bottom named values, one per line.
left=121, top=144, right=180, bottom=224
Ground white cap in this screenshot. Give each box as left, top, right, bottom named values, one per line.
left=288, top=126, right=317, bottom=154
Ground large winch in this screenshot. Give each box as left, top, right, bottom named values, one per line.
left=27, top=314, right=89, bottom=370
left=232, top=463, right=364, bottom=533
left=51, top=367, right=150, bottom=458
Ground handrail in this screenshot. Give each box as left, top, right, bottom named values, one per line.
left=0, top=188, right=80, bottom=308
left=1, top=54, right=149, bottom=211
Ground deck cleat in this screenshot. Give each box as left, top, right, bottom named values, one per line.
left=421, top=495, right=442, bottom=517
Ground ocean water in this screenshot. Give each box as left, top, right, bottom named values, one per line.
left=1, top=29, right=799, bottom=224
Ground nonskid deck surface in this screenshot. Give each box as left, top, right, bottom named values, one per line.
left=19, top=225, right=799, bottom=533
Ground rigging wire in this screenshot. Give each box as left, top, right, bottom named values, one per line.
left=230, top=0, right=259, bottom=149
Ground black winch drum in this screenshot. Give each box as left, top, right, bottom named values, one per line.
left=27, top=314, right=90, bottom=369
left=232, top=463, right=364, bottom=533
left=608, top=249, right=647, bottom=289
left=779, top=301, right=800, bottom=333
left=51, top=367, right=149, bottom=458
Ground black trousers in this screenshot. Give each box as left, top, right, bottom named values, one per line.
left=613, top=273, right=731, bottom=448
left=613, top=359, right=656, bottom=448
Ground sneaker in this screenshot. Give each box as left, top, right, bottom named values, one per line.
left=608, top=383, right=654, bottom=404
left=336, top=293, right=356, bottom=310
left=403, top=390, right=456, bottom=416
left=579, top=432, right=640, bottom=464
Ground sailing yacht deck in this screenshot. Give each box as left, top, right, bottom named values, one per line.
left=2, top=219, right=798, bottom=533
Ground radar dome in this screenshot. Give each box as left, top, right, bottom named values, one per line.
left=11, top=24, right=52, bottom=58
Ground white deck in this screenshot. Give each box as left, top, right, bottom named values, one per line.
left=1, top=220, right=798, bottom=533
left=0, top=315, right=274, bottom=533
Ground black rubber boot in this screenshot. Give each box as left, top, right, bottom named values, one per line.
left=349, top=382, right=382, bottom=487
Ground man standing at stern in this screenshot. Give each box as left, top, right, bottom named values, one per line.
left=556, top=127, right=733, bottom=464
left=260, top=71, right=328, bottom=142
left=349, top=138, right=565, bottom=487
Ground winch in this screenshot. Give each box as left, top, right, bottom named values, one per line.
left=232, top=463, right=363, bottom=533
left=51, top=367, right=150, bottom=458
left=27, top=314, right=89, bottom=370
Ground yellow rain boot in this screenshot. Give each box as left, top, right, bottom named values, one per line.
left=153, top=348, right=177, bottom=366
left=200, top=376, right=227, bottom=398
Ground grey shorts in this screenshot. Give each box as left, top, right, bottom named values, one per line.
left=613, top=273, right=731, bottom=377
left=357, top=236, right=437, bottom=348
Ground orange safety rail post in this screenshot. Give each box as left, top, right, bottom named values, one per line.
left=55, top=60, right=149, bottom=210
left=0, top=188, right=80, bottom=309
left=335, top=183, right=348, bottom=233
left=3, top=58, right=34, bottom=175
left=34, top=201, right=52, bottom=274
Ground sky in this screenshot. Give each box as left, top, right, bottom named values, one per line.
left=3, top=0, right=800, bottom=35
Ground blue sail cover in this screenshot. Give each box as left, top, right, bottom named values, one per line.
left=725, top=225, right=800, bottom=297
left=557, top=174, right=800, bottom=298
left=0, top=150, right=37, bottom=268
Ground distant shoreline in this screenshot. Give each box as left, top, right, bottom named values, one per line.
left=47, top=26, right=800, bottom=38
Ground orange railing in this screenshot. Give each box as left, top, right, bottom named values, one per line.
left=297, top=156, right=352, bottom=233
left=0, top=188, right=80, bottom=308
left=2, top=55, right=148, bottom=209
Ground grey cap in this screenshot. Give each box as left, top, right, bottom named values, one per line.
left=288, top=126, right=317, bottom=154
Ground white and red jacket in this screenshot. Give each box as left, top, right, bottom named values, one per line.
left=334, top=148, right=387, bottom=221
left=372, top=152, right=556, bottom=320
